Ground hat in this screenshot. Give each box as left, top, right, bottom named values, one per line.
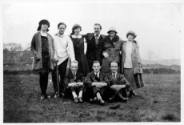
left=126, top=31, right=137, bottom=38
left=107, top=27, right=117, bottom=34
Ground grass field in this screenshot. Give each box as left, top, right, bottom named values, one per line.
left=3, top=73, right=180, bottom=122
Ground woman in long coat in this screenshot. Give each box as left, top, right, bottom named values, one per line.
left=121, top=31, right=144, bottom=97
left=101, top=27, right=123, bottom=73
left=31, top=19, right=55, bottom=100
left=70, top=24, right=89, bottom=76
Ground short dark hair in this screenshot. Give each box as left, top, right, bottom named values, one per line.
left=110, top=61, right=118, bottom=66
left=57, top=22, right=67, bottom=28
left=37, top=19, right=50, bottom=31
left=93, top=60, right=101, bottom=65
left=94, top=23, right=102, bottom=29
left=71, top=24, right=82, bottom=35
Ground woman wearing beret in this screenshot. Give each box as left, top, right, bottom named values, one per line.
left=121, top=31, right=144, bottom=97
left=70, top=24, right=89, bottom=76
left=101, top=27, right=123, bottom=73
left=31, top=19, right=55, bottom=100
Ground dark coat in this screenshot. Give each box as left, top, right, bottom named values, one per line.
left=84, top=71, right=109, bottom=87
left=65, top=69, right=84, bottom=84
left=106, top=72, right=129, bottom=86
left=70, top=36, right=89, bottom=76
left=84, top=33, right=106, bottom=70
left=101, top=35, right=123, bottom=73
left=31, top=32, right=55, bottom=71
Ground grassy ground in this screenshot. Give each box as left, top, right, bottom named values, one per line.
left=3, top=73, right=180, bottom=122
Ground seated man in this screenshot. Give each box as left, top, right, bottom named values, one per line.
left=84, top=60, right=108, bottom=105
left=65, top=60, right=84, bottom=103
left=106, top=61, right=130, bottom=102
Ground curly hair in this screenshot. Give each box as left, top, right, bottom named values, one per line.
left=71, top=24, right=82, bottom=35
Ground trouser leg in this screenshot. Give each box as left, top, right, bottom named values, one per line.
left=58, top=59, right=68, bottom=93
left=51, top=67, right=58, bottom=93
left=39, top=71, right=49, bottom=96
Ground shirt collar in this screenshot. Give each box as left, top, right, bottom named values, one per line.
left=40, top=31, right=47, bottom=37
left=71, top=34, right=82, bottom=38
left=94, top=33, right=100, bottom=39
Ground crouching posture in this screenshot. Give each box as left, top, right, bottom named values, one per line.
left=107, top=61, right=130, bottom=102
left=84, top=61, right=108, bottom=105
left=65, top=61, right=84, bottom=103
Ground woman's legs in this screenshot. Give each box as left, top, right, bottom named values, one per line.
left=39, top=70, right=49, bottom=98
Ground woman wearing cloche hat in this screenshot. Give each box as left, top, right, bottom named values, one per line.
left=121, top=31, right=144, bottom=97
left=101, top=27, right=123, bottom=73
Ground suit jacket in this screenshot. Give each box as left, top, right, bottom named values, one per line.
left=106, top=72, right=129, bottom=86
left=65, top=69, right=84, bottom=84
left=31, top=31, right=55, bottom=71
left=84, top=33, right=106, bottom=63
left=84, top=71, right=108, bottom=87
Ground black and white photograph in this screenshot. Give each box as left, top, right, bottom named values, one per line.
left=1, top=0, right=183, bottom=123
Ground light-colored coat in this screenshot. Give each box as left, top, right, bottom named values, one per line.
left=121, top=41, right=141, bottom=73
left=31, top=31, right=55, bottom=71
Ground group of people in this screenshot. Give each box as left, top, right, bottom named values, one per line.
left=31, top=19, right=144, bottom=105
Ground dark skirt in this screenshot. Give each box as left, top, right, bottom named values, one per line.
left=124, top=68, right=144, bottom=90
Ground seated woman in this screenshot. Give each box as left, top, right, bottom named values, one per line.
left=65, top=60, right=84, bottom=103
left=106, top=61, right=130, bottom=102
left=84, top=60, right=108, bottom=105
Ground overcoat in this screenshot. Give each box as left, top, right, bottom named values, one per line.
left=31, top=31, right=55, bottom=71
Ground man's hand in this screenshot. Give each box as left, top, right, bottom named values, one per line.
left=77, top=82, right=83, bottom=86
left=92, top=82, right=107, bottom=88
left=68, top=82, right=77, bottom=87
left=110, top=85, right=126, bottom=91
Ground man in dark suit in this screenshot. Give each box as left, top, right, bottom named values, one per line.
left=106, top=61, right=130, bottom=102
left=84, top=60, right=108, bottom=105
left=84, top=23, right=106, bottom=71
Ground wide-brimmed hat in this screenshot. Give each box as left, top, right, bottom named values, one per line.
left=107, top=27, right=117, bottom=34
left=126, top=31, right=137, bottom=38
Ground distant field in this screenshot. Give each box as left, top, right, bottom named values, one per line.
left=3, top=73, right=180, bottom=122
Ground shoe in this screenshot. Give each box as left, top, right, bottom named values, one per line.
left=40, top=95, right=47, bottom=100
left=121, top=97, right=128, bottom=102
left=78, top=98, right=83, bottom=103
left=40, top=95, right=45, bottom=101
left=99, top=99, right=105, bottom=105
left=108, top=96, right=115, bottom=102
left=54, top=92, right=59, bottom=98
left=74, top=98, right=78, bottom=103
left=47, top=95, right=51, bottom=99
left=59, top=92, right=65, bottom=98
left=129, top=90, right=136, bottom=97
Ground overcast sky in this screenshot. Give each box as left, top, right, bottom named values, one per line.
left=1, top=0, right=182, bottom=60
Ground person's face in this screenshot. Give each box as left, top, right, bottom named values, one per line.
left=94, top=25, right=101, bottom=35
left=127, top=34, right=134, bottom=41
left=74, top=28, right=81, bottom=35
left=92, top=63, right=101, bottom=73
left=108, top=31, right=116, bottom=38
left=110, top=62, right=118, bottom=73
left=58, top=24, right=66, bottom=35
left=71, top=63, right=78, bottom=72
left=41, top=24, right=49, bottom=32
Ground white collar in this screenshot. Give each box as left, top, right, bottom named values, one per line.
left=55, top=33, right=65, bottom=38
left=94, top=33, right=100, bottom=38
left=40, top=31, right=47, bottom=36
left=71, top=34, right=82, bottom=38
